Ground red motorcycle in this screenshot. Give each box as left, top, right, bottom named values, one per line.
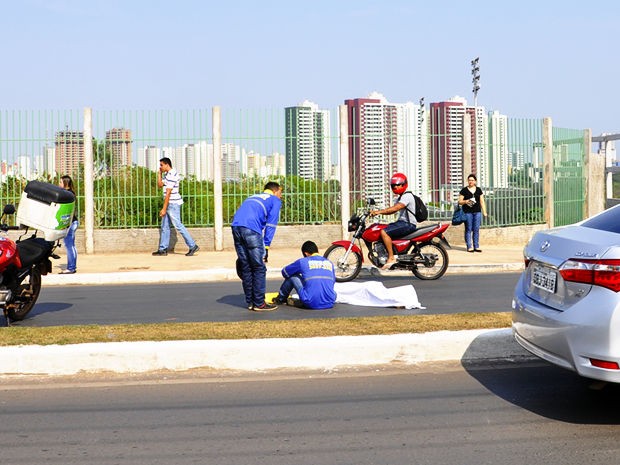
left=0, top=204, right=58, bottom=325
left=324, top=198, right=451, bottom=282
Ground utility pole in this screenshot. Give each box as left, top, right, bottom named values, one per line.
left=471, top=57, right=481, bottom=107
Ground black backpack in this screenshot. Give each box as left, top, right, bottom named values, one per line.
left=399, top=191, right=428, bottom=223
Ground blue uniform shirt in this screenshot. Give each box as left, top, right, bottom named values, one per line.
left=282, top=254, right=337, bottom=309
left=231, top=189, right=282, bottom=247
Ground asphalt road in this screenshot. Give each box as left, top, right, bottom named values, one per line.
left=18, top=272, right=521, bottom=326
left=2, top=361, right=619, bottom=465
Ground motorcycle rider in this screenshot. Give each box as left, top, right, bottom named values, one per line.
left=369, top=173, right=417, bottom=270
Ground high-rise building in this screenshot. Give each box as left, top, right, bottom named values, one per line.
left=285, top=101, right=331, bottom=181
left=221, top=143, right=241, bottom=181
left=345, top=93, right=423, bottom=209
left=137, top=145, right=161, bottom=172
left=429, top=97, right=488, bottom=202
left=105, top=128, right=132, bottom=173
left=489, top=110, right=508, bottom=188
left=55, top=129, right=85, bottom=176
left=398, top=102, right=429, bottom=201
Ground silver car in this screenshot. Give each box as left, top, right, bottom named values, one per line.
left=512, top=205, right=620, bottom=383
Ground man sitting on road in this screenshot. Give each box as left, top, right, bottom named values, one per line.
left=273, top=241, right=337, bottom=310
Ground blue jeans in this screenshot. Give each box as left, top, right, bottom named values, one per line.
left=464, top=212, right=482, bottom=250
left=232, top=226, right=266, bottom=307
left=63, top=219, right=79, bottom=272
left=279, top=274, right=303, bottom=301
left=158, top=203, right=196, bottom=251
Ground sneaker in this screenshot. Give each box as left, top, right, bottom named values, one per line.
left=152, top=249, right=167, bottom=256
left=247, top=305, right=254, bottom=311
left=252, top=302, right=278, bottom=312
left=60, top=269, right=76, bottom=274
left=186, top=245, right=199, bottom=256
left=273, top=295, right=288, bottom=305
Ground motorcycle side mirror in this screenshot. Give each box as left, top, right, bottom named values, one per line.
left=367, top=198, right=376, bottom=206
left=3, top=205, right=15, bottom=215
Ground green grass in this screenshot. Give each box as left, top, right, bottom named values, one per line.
left=0, top=313, right=512, bottom=346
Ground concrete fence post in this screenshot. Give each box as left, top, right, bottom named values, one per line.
left=339, top=105, right=350, bottom=240
left=543, top=117, right=554, bottom=228
left=213, top=106, right=223, bottom=251
left=584, top=128, right=605, bottom=218
left=83, top=107, right=94, bottom=254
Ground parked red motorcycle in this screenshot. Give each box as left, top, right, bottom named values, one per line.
left=0, top=204, right=59, bottom=325
left=324, top=198, right=451, bottom=282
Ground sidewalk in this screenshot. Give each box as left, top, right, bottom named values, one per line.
left=45, top=243, right=525, bottom=286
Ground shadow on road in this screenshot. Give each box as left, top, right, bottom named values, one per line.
left=462, top=333, right=620, bottom=424
left=24, top=302, right=73, bottom=319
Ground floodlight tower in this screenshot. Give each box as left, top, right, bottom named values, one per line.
left=418, top=97, right=425, bottom=122
left=471, top=57, right=481, bottom=107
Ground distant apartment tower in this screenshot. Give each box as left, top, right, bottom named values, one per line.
left=429, top=97, right=488, bottom=202
left=105, top=128, right=132, bottom=173
left=344, top=94, right=403, bottom=209
left=488, top=110, right=508, bottom=188
left=137, top=145, right=161, bottom=172
left=221, top=143, right=241, bottom=181
left=399, top=102, right=429, bottom=201
left=55, top=129, right=84, bottom=176
left=285, top=101, right=331, bottom=181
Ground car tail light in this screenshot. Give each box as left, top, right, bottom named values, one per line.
left=559, top=259, right=620, bottom=292
left=590, top=358, right=620, bottom=370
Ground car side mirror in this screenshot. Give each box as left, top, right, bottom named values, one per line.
left=3, top=204, right=15, bottom=215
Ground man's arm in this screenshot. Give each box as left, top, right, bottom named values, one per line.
left=370, top=202, right=406, bottom=217
left=263, top=199, right=282, bottom=247
left=156, top=170, right=165, bottom=188
left=282, top=258, right=303, bottom=279
left=160, top=188, right=171, bottom=217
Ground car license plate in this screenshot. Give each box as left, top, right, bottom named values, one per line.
left=532, top=266, right=557, bottom=293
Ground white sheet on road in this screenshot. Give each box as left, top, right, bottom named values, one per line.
left=334, top=281, right=424, bottom=309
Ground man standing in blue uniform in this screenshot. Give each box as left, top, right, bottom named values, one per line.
left=273, top=241, right=337, bottom=310
left=231, top=181, right=282, bottom=312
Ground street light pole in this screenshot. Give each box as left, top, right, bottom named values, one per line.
left=471, top=57, right=480, bottom=107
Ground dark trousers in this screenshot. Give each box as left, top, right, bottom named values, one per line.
left=232, top=226, right=266, bottom=307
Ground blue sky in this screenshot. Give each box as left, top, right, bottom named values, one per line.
left=1, top=0, right=618, bottom=136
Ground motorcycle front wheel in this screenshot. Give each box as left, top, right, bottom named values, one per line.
left=324, top=244, right=362, bottom=282
left=412, top=242, right=449, bottom=280
left=7, top=267, right=42, bottom=321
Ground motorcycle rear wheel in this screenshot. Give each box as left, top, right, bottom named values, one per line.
left=324, top=244, right=362, bottom=282
left=412, top=242, right=449, bottom=280
left=7, top=267, right=42, bottom=321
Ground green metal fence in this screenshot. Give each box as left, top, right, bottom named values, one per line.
left=220, top=108, right=342, bottom=226
left=552, top=127, right=586, bottom=227
left=0, top=108, right=588, bottom=231
left=481, top=118, right=545, bottom=227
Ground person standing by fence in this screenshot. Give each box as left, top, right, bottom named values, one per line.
left=59, top=175, right=79, bottom=274
left=152, top=157, right=199, bottom=257
left=458, top=174, right=487, bottom=253
left=231, top=181, right=282, bottom=312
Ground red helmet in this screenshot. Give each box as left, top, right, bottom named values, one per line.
left=390, top=172, right=408, bottom=195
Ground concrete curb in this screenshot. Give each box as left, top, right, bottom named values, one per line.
left=43, top=263, right=524, bottom=286
left=0, top=328, right=533, bottom=376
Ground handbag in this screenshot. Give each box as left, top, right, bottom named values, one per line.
left=452, top=204, right=466, bottom=226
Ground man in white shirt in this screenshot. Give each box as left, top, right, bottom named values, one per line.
left=152, top=157, right=199, bottom=256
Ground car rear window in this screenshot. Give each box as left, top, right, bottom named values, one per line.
left=582, top=205, right=620, bottom=233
